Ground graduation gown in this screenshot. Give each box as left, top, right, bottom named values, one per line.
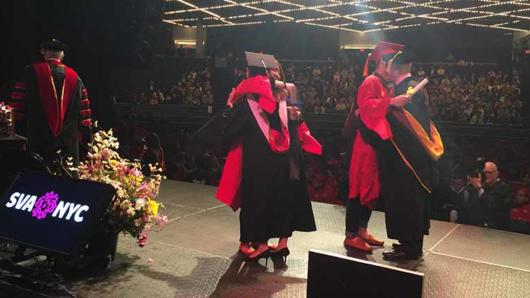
left=9, top=60, right=92, bottom=164
left=347, top=73, right=393, bottom=208
left=377, top=76, right=444, bottom=242
left=191, top=76, right=320, bottom=243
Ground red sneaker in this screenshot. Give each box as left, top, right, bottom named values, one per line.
left=359, top=229, right=384, bottom=247
left=344, top=237, right=373, bottom=253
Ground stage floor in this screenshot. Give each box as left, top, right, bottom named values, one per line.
left=5, top=180, right=530, bottom=297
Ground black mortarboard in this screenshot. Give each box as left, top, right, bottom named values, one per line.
left=390, top=50, right=415, bottom=65
left=40, top=39, right=69, bottom=51
left=244, top=51, right=278, bottom=69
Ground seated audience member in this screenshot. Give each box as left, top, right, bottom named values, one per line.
left=438, top=172, right=467, bottom=223
left=142, top=133, right=165, bottom=175
left=509, top=186, right=530, bottom=234
left=452, top=173, right=486, bottom=226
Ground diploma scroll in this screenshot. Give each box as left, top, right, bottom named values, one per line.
left=407, top=78, right=429, bottom=96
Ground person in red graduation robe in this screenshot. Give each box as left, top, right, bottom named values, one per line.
left=343, top=41, right=411, bottom=253
left=8, top=39, right=92, bottom=166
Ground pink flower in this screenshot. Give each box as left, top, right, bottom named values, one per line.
left=137, top=232, right=148, bottom=247
left=129, top=168, right=142, bottom=177
left=100, top=148, right=111, bottom=160
left=157, top=215, right=169, bottom=229
left=137, top=183, right=151, bottom=199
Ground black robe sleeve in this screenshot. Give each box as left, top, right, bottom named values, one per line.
left=189, top=100, right=251, bottom=153
left=221, top=100, right=252, bottom=145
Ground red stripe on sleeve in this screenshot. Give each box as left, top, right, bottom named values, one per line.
left=11, top=92, right=25, bottom=100
left=80, top=109, right=91, bottom=117
left=81, top=119, right=92, bottom=127
left=14, top=82, right=26, bottom=89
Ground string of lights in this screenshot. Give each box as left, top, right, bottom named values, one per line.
left=162, top=0, right=530, bottom=33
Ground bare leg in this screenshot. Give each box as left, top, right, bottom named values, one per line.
left=275, top=237, right=288, bottom=251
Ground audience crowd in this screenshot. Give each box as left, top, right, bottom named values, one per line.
left=116, top=60, right=524, bottom=125
left=121, top=68, right=213, bottom=106
left=420, top=64, right=523, bottom=125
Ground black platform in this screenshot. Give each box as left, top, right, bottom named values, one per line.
left=2, top=180, right=530, bottom=297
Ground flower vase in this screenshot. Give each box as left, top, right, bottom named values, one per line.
left=84, top=225, right=119, bottom=269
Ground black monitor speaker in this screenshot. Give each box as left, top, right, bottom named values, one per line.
left=307, top=249, right=424, bottom=298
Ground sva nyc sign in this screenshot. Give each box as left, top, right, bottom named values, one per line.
left=5, top=191, right=90, bottom=223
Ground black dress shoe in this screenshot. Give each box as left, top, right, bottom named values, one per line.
left=392, top=243, right=404, bottom=251
left=382, top=249, right=422, bottom=261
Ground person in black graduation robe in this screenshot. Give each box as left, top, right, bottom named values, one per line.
left=191, top=53, right=319, bottom=261
left=377, top=51, right=444, bottom=260
left=223, top=97, right=316, bottom=253
left=8, top=39, right=92, bottom=166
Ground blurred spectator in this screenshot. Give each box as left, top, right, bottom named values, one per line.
left=141, top=133, right=165, bottom=175
left=509, top=186, right=530, bottom=234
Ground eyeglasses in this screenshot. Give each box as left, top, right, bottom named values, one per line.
left=483, top=170, right=497, bottom=174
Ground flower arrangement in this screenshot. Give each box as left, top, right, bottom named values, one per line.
left=62, top=128, right=168, bottom=247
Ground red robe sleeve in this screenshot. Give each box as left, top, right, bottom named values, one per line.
left=298, top=121, right=322, bottom=155
left=215, top=142, right=242, bottom=211
left=357, top=75, right=392, bottom=140
left=232, top=75, right=276, bottom=114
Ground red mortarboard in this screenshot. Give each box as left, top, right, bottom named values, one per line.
left=362, top=41, right=405, bottom=76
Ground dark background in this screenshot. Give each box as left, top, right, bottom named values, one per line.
left=0, top=0, right=527, bottom=126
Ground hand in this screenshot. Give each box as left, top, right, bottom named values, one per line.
left=285, top=83, right=298, bottom=102
left=468, top=175, right=482, bottom=189
left=226, top=88, right=236, bottom=108
left=287, top=106, right=301, bottom=120
left=390, top=94, right=411, bottom=108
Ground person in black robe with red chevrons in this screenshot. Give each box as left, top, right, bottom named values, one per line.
left=378, top=51, right=444, bottom=260
left=8, top=39, right=92, bottom=166
left=192, top=52, right=321, bottom=262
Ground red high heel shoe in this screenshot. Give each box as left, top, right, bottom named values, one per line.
left=271, top=247, right=290, bottom=262
left=245, top=249, right=271, bottom=265
left=239, top=243, right=255, bottom=256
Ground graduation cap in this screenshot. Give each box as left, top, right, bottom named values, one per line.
left=244, top=51, right=279, bottom=70
left=390, top=50, right=415, bottom=65
left=363, top=41, right=405, bottom=76
left=40, top=39, right=69, bottom=51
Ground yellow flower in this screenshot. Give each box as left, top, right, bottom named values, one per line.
left=148, top=199, right=159, bottom=217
